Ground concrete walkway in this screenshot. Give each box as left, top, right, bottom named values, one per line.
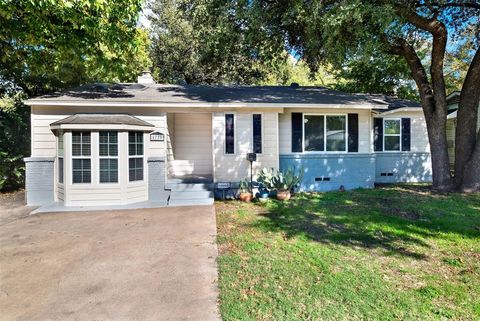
left=0, top=205, right=220, bottom=321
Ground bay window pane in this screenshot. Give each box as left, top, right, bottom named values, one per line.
left=304, top=115, right=324, bottom=151
left=109, top=144, right=118, bottom=156
left=72, top=159, right=91, bottom=183
left=99, top=132, right=108, bottom=143
left=129, top=132, right=143, bottom=156
left=99, top=144, right=109, bottom=156
left=72, top=132, right=81, bottom=143
left=326, top=116, right=346, bottom=151
left=129, top=157, right=143, bottom=181
left=100, top=159, right=118, bottom=183
left=58, top=158, right=63, bottom=183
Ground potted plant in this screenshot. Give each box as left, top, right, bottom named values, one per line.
left=258, top=184, right=270, bottom=199
left=238, top=178, right=253, bottom=202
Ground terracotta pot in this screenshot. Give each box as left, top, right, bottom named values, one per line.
left=239, top=192, right=253, bottom=202
left=276, top=190, right=291, bottom=201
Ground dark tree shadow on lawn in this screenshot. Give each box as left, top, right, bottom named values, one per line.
left=250, top=186, right=480, bottom=259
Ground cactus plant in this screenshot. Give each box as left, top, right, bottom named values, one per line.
left=257, top=167, right=304, bottom=200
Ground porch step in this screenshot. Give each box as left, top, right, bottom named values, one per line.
left=168, top=197, right=214, bottom=207
left=170, top=190, right=213, bottom=199
left=166, top=183, right=214, bottom=191
left=167, top=182, right=214, bottom=206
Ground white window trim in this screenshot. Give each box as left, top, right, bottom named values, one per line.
left=224, top=112, right=236, bottom=155
left=128, top=131, right=145, bottom=182
left=252, top=112, right=263, bottom=155
left=98, top=131, right=119, bottom=185
left=383, top=118, right=402, bottom=152
left=71, top=131, right=92, bottom=184
left=302, top=113, right=349, bottom=153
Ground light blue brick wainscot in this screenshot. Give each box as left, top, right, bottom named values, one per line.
left=279, top=154, right=376, bottom=192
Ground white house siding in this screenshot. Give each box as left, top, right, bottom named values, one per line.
left=374, top=110, right=432, bottom=183
left=212, top=111, right=279, bottom=182
left=279, top=108, right=373, bottom=154
left=380, top=110, right=430, bottom=153
left=31, top=106, right=166, bottom=206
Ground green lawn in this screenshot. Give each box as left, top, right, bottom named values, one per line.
left=216, top=185, right=480, bottom=321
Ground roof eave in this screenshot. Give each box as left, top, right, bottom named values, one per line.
left=376, top=107, right=423, bottom=116
left=25, top=100, right=388, bottom=109
left=50, top=123, right=155, bottom=131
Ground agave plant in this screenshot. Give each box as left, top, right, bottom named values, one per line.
left=257, top=167, right=304, bottom=192
left=256, top=168, right=277, bottom=191
left=238, top=178, right=251, bottom=193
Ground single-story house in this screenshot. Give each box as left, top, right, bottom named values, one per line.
left=446, top=91, right=480, bottom=166
left=24, top=73, right=432, bottom=207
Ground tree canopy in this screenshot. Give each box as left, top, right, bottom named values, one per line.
left=174, top=0, right=478, bottom=191
left=0, top=0, right=150, bottom=190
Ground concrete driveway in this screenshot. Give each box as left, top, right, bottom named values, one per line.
left=0, top=203, right=220, bottom=321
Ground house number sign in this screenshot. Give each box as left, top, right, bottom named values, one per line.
left=150, top=132, right=165, bottom=141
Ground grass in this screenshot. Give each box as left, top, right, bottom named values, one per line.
left=216, top=185, right=480, bottom=321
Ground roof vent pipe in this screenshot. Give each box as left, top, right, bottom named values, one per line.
left=137, top=70, right=155, bottom=84
left=290, top=82, right=299, bottom=88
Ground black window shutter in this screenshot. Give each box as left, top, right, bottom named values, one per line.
left=291, top=113, right=303, bottom=152
left=348, top=113, right=359, bottom=152
left=373, top=118, right=383, bottom=151
left=401, top=118, right=411, bottom=151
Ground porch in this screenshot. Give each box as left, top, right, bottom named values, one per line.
left=165, top=112, right=215, bottom=205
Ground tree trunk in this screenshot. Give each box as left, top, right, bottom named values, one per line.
left=424, top=113, right=453, bottom=191
left=390, top=37, right=453, bottom=191
left=460, top=131, right=480, bottom=192
left=455, top=47, right=480, bottom=192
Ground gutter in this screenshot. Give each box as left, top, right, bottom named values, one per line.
left=24, top=100, right=389, bottom=110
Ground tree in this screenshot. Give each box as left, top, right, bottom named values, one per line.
left=148, top=0, right=298, bottom=84
left=232, top=0, right=479, bottom=192
left=0, top=0, right=149, bottom=190
left=332, top=53, right=419, bottom=101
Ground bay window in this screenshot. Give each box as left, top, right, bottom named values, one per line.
left=128, top=132, right=144, bottom=181
left=99, top=131, right=118, bottom=183
left=72, top=131, right=91, bottom=183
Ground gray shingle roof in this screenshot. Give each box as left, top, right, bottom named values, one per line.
left=50, top=113, right=154, bottom=127
left=371, top=94, right=421, bottom=112
left=447, top=91, right=460, bottom=105
left=28, top=83, right=421, bottom=110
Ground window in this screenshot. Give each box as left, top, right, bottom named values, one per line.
left=128, top=132, right=144, bottom=181
left=326, top=116, right=346, bottom=151
left=303, top=115, right=346, bottom=152
left=99, top=131, right=118, bottom=183
left=252, top=114, right=262, bottom=154
left=304, top=115, right=324, bottom=151
left=225, top=113, right=235, bottom=154
left=58, top=132, right=64, bottom=183
left=384, top=119, right=401, bottom=151
left=72, top=131, right=91, bottom=183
